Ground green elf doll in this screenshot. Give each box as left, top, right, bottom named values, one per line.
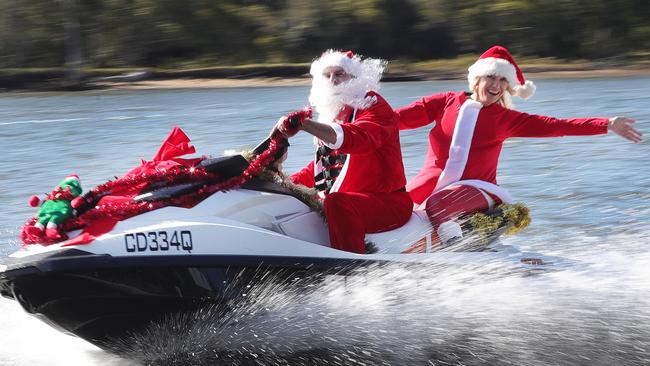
left=27, top=174, right=83, bottom=240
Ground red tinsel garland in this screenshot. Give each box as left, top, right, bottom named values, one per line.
left=21, top=107, right=312, bottom=245
left=48, top=187, right=76, bottom=201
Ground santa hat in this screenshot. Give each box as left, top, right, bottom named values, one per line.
left=309, top=49, right=385, bottom=80
left=467, top=45, right=536, bottom=99
left=64, top=174, right=80, bottom=183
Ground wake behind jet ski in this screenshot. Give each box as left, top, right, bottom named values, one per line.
left=0, top=113, right=549, bottom=349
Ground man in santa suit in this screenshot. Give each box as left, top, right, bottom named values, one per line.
left=273, top=49, right=413, bottom=254
left=395, top=45, right=643, bottom=244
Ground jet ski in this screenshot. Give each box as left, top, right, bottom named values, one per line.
left=0, top=115, right=553, bottom=349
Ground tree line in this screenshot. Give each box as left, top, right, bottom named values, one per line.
left=1, top=0, right=648, bottom=71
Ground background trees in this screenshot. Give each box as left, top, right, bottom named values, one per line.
left=0, top=0, right=648, bottom=69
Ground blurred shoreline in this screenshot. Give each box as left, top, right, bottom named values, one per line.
left=2, top=64, right=650, bottom=92
left=102, top=67, right=650, bottom=90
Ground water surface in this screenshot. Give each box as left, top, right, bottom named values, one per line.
left=0, top=78, right=648, bottom=365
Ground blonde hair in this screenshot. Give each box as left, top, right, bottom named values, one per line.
left=470, top=76, right=514, bottom=109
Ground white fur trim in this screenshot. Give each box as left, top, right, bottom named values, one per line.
left=314, top=149, right=326, bottom=199
left=437, top=220, right=463, bottom=243
left=513, top=80, right=536, bottom=99
left=64, top=175, right=80, bottom=183
left=416, top=180, right=513, bottom=211
left=322, top=122, right=344, bottom=150
left=329, top=153, right=350, bottom=194
left=434, top=99, right=482, bottom=192
left=468, top=57, right=518, bottom=90
left=413, top=98, right=514, bottom=210
left=448, top=180, right=514, bottom=204
left=475, top=187, right=496, bottom=208
left=309, top=50, right=386, bottom=96
left=310, top=51, right=363, bottom=78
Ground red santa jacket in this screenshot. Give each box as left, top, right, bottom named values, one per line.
left=396, top=91, right=609, bottom=204
left=291, top=91, right=407, bottom=194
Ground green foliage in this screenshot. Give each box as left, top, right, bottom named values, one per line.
left=0, top=0, right=648, bottom=69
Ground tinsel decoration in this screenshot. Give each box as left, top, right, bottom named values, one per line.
left=500, top=203, right=531, bottom=234
left=468, top=203, right=531, bottom=243
left=277, top=107, right=311, bottom=137
left=241, top=149, right=256, bottom=162
left=60, top=166, right=217, bottom=229
left=21, top=108, right=313, bottom=245
left=258, top=170, right=324, bottom=216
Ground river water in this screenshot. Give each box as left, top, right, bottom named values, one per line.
left=0, top=78, right=648, bottom=365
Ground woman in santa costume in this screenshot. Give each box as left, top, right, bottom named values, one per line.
left=395, top=45, right=643, bottom=244
left=273, top=49, right=413, bottom=254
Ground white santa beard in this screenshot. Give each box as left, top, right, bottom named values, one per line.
left=309, top=77, right=370, bottom=123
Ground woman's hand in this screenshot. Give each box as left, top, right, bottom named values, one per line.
left=609, top=117, right=643, bottom=143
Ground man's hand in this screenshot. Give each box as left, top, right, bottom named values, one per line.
left=609, top=117, right=643, bottom=143
left=273, top=150, right=288, bottom=172
left=271, top=116, right=301, bottom=138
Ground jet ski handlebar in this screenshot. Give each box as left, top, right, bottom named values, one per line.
left=253, top=107, right=313, bottom=167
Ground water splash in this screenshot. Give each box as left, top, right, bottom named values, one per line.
left=106, top=247, right=650, bottom=365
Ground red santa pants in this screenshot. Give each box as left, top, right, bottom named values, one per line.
left=425, top=185, right=502, bottom=226
left=324, top=190, right=413, bottom=254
